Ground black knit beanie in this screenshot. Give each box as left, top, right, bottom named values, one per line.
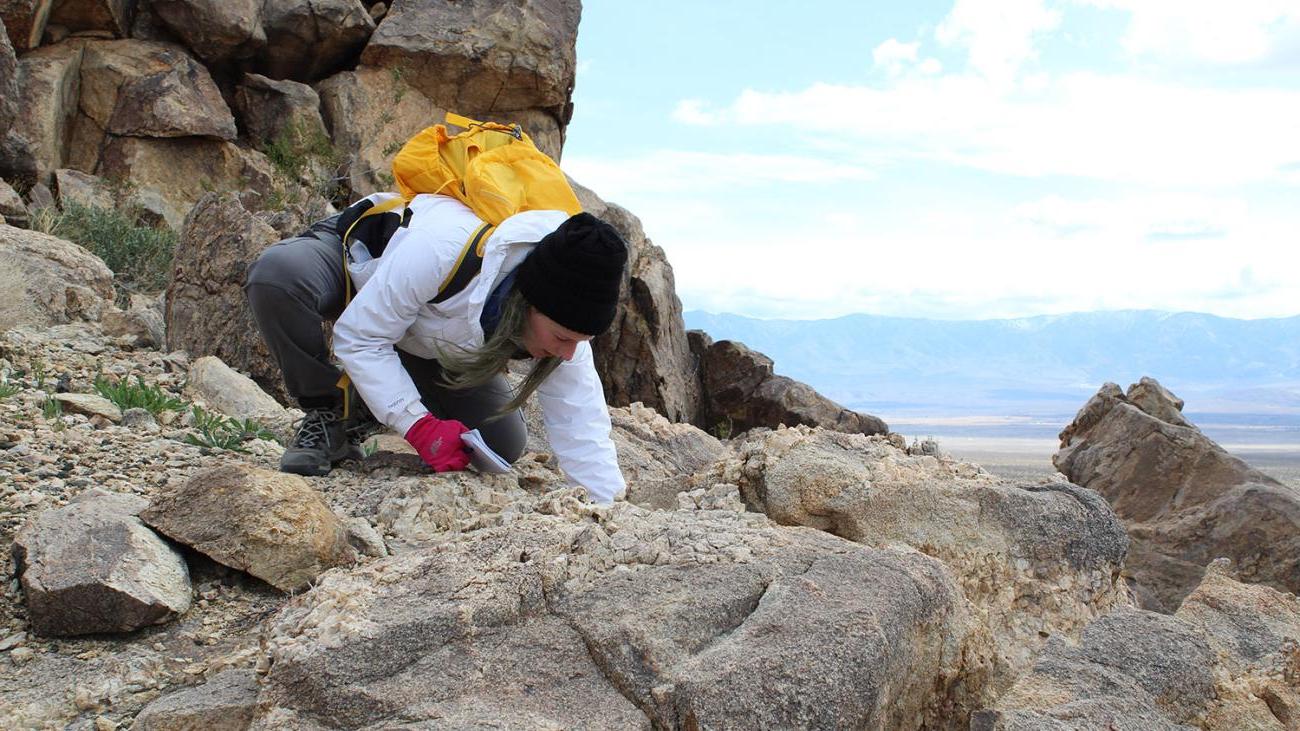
left=515, top=212, right=628, bottom=336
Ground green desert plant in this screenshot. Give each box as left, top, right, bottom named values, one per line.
left=0, top=372, right=19, bottom=399
left=44, top=202, right=177, bottom=297
left=184, top=405, right=277, bottom=452
left=41, top=394, right=63, bottom=420
left=93, top=374, right=186, bottom=416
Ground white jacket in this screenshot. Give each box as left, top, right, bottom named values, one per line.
left=332, top=193, right=626, bottom=503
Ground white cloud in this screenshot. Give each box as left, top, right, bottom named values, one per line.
left=873, top=38, right=919, bottom=74
left=563, top=150, right=875, bottom=199
left=1078, top=0, right=1300, bottom=65
left=679, top=74, right=1300, bottom=187
left=671, top=99, right=720, bottom=126
left=1013, top=193, right=1249, bottom=239
left=936, top=0, right=1063, bottom=82
left=918, top=58, right=944, bottom=75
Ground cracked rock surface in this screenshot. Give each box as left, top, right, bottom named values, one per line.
left=255, top=504, right=965, bottom=730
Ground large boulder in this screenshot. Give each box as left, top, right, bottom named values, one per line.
left=150, top=0, right=264, bottom=66
left=97, top=135, right=273, bottom=231
left=0, top=0, right=52, bottom=51
left=253, top=504, right=968, bottom=729
left=1054, top=377, right=1300, bottom=611
left=76, top=40, right=237, bottom=143
left=165, top=192, right=285, bottom=401
left=0, top=15, right=17, bottom=139
left=185, top=354, right=291, bottom=432
left=0, top=41, right=82, bottom=188
left=975, top=560, right=1300, bottom=729
left=316, top=66, right=447, bottom=199
left=693, top=332, right=890, bottom=436
left=576, top=182, right=702, bottom=424
left=701, top=425, right=1132, bottom=706
left=233, top=72, right=327, bottom=150
left=47, top=0, right=134, bottom=37
left=258, top=0, right=373, bottom=82
left=360, top=0, right=578, bottom=117
left=0, top=222, right=114, bottom=324
left=12, top=491, right=192, bottom=636
left=140, top=464, right=357, bottom=592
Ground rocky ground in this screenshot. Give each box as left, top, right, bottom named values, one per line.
left=3, top=321, right=1300, bottom=729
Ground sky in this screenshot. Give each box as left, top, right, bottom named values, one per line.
left=562, top=0, right=1300, bottom=321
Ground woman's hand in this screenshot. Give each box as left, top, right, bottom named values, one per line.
left=404, top=414, right=471, bottom=472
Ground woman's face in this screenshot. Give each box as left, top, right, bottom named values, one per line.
left=521, top=307, right=592, bottom=361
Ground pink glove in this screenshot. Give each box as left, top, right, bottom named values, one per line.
left=404, top=414, right=471, bottom=472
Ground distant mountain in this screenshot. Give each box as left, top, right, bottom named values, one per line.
left=684, top=310, right=1300, bottom=417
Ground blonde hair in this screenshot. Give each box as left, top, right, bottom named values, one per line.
left=434, top=287, right=561, bottom=417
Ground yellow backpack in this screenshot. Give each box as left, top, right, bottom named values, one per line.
left=391, top=112, right=582, bottom=225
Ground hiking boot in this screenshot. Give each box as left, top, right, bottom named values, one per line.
left=280, top=408, right=362, bottom=477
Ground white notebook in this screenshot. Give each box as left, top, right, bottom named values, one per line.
left=462, top=429, right=512, bottom=474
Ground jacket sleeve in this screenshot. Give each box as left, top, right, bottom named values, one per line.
left=536, top=341, right=626, bottom=503
left=332, top=235, right=446, bottom=436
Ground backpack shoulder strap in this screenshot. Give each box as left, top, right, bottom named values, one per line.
left=430, top=221, right=495, bottom=304
left=339, top=196, right=408, bottom=305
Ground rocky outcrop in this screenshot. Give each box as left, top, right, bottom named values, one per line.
left=577, top=182, right=703, bottom=425
left=140, top=465, right=356, bottom=592
left=316, top=65, right=447, bottom=198
left=150, top=0, right=264, bottom=66
left=97, top=136, right=273, bottom=231
left=0, top=41, right=82, bottom=187
left=975, top=559, right=1300, bottom=729
left=0, top=222, right=114, bottom=324
left=254, top=505, right=966, bottom=730
left=165, top=192, right=284, bottom=399
left=13, top=491, right=191, bottom=636
left=76, top=40, right=237, bottom=143
left=0, top=0, right=52, bottom=51
left=1055, top=377, right=1300, bottom=611
left=692, top=331, right=889, bottom=436
left=47, top=0, right=134, bottom=38
left=0, top=16, right=18, bottom=139
left=233, top=73, right=326, bottom=150
left=258, top=0, right=373, bottom=82
left=702, top=425, right=1131, bottom=706
left=360, top=0, right=578, bottom=120
left=52, top=167, right=113, bottom=209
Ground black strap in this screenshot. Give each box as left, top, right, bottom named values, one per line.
left=431, top=224, right=494, bottom=303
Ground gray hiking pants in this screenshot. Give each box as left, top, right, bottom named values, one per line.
left=244, top=213, right=527, bottom=462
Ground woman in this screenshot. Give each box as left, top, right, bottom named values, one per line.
left=244, top=192, right=628, bottom=503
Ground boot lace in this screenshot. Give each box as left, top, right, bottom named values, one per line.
left=291, top=409, right=339, bottom=450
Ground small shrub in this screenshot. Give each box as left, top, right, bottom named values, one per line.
left=264, top=120, right=341, bottom=180
left=184, top=405, right=277, bottom=452
left=41, top=394, right=62, bottom=420
left=382, top=139, right=404, bottom=158
left=45, top=202, right=177, bottom=297
left=93, top=374, right=186, bottom=416
left=0, top=372, right=19, bottom=399
left=32, top=359, right=46, bottom=390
